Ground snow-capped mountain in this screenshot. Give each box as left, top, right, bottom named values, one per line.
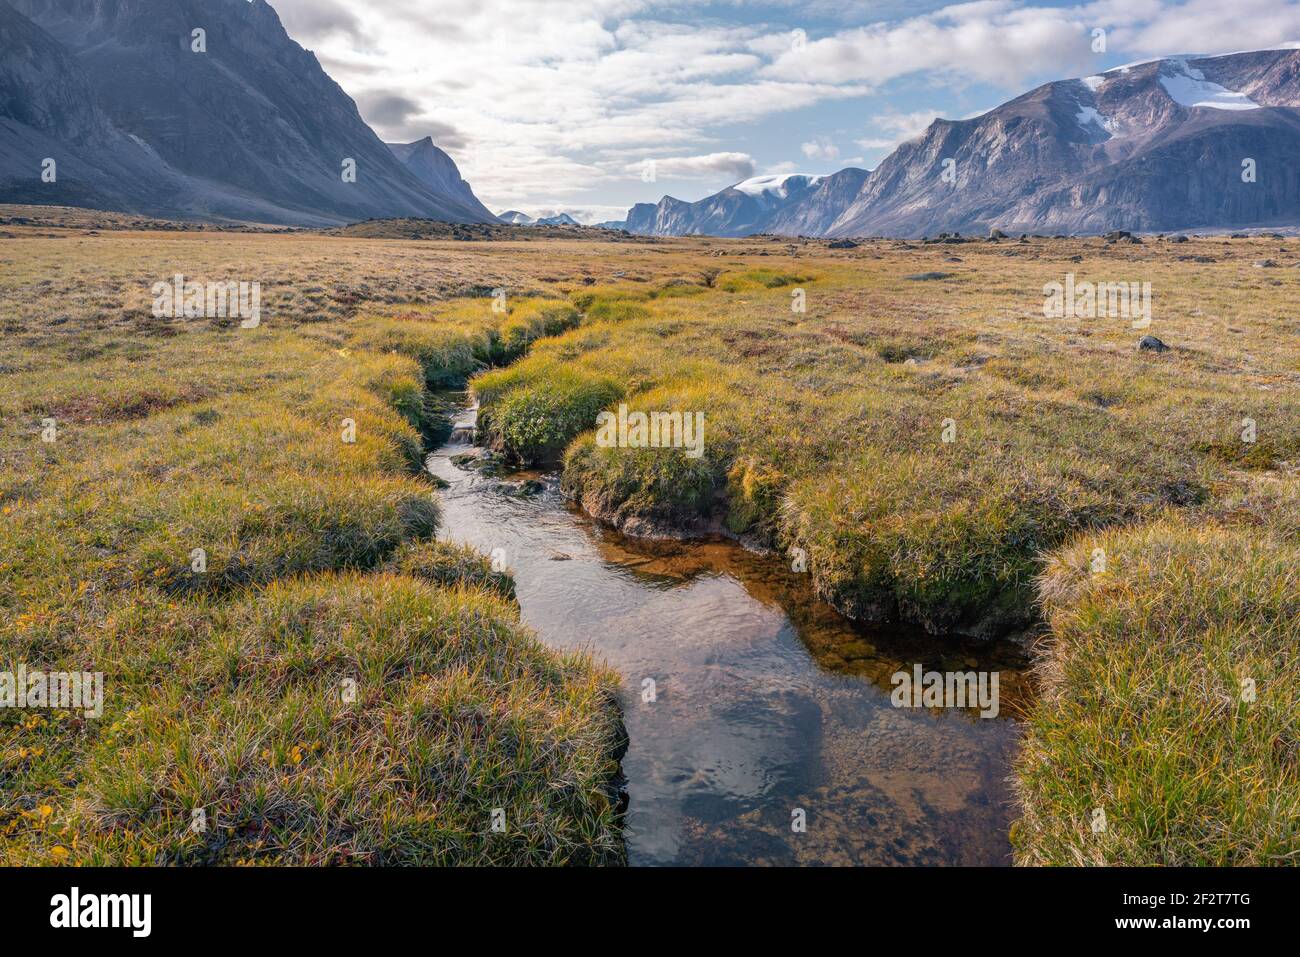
left=497, top=211, right=582, bottom=226
left=625, top=49, right=1300, bottom=238
left=626, top=172, right=834, bottom=236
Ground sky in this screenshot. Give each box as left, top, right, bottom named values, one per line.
left=268, top=0, right=1300, bottom=222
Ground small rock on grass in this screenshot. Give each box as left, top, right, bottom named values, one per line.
left=1137, top=335, right=1169, bottom=353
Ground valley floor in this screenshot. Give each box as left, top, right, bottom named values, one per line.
left=1, top=209, right=1296, bottom=864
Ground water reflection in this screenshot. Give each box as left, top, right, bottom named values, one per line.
left=427, top=415, right=1028, bottom=866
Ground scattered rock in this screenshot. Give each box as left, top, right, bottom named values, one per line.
left=1253, top=259, right=1278, bottom=268
left=1170, top=235, right=1189, bottom=243
left=904, top=271, right=954, bottom=281
left=1137, top=335, right=1169, bottom=353
left=828, top=239, right=859, bottom=249
left=988, top=228, right=1007, bottom=240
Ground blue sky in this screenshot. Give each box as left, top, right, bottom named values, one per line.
left=269, top=0, right=1300, bottom=221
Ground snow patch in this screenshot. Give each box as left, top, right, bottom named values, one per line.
left=732, top=173, right=824, bottom=200
left=1080, top=75, right=1106, bottom=92
left=1076, top=106, right=1120, bottom=137
left=1159, top=59, right=1259, bottom=110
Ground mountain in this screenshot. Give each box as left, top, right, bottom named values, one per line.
left=0, top=0, right=496, bottom=225
left=828, top=50, right=1300, bottom=237
left=387, top=138, right=498, bottom=222
left=766, top=169, right=871, bottom=235
left=496, top=211, right=584, bottom=226
left=624, top=49, right=1300, bottom=238
left=626, top=173, right=836, bottom=237
left=0, top=0, right=197, bottom=215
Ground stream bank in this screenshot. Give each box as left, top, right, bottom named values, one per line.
left=428, top=402, right=1029, bottom=866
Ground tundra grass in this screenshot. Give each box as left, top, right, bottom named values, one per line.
left=474, top=254, right=1298, bottom=637
left=0, top=224, right=627, bottom=864
left=4, top=216, right=1298, bottom=866
left=460, top=234, right=1298, bottom=865
left=1013, top=504, right=1300, bottom=865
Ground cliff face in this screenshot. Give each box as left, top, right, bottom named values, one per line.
left=0, top=0, right=497, bottom=224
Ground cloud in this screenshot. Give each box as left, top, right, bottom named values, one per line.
left=762, top=2, right=1092, bottom=88
left=269, top=0, right=1300, bottom=210
left=801, top=137, right=840, bottom=160
left=631, top=152, right=757, bottom=181
left=856, top=109, right=946, bottom=149
left=271, top=0, right=365, bottom=43
left=355, top=92, right=422, bottom=129
left=354, top=92, right=470, bottom=149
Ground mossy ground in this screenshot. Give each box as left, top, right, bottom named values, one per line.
left=3, top=211, right=1297, bottom=866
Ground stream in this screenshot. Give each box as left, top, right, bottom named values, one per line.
left=427, top=402, right=1030, bottom=866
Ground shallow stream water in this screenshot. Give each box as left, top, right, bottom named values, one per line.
left=427, top=403, right=1029, bottom=866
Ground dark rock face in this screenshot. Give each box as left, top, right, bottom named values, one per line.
left=623, top=50, right=1300, bottom=239
left=0, top=0, right=497, bottom=225
left=387, top=138, right=498, bottom=223
left=0, top=0, right=194, bottom=214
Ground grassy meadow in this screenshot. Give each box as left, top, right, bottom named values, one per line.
left=2, top=206, right=1297, bottom=865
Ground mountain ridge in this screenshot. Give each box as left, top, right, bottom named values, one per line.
left=624, top=48, right=1300, bottom=238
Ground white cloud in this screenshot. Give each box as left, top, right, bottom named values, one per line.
left=762, top=2, right=1092, bottom=88
left=801, top=137, right=840, bottom=160
left=631, top=152, right=757, bottom=181
left=856, top=109, right=946, bottom=149
left=265, top=0, right=1300, bottom=211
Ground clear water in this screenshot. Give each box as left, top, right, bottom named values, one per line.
left=427, top=406, right=1029, bottom=866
